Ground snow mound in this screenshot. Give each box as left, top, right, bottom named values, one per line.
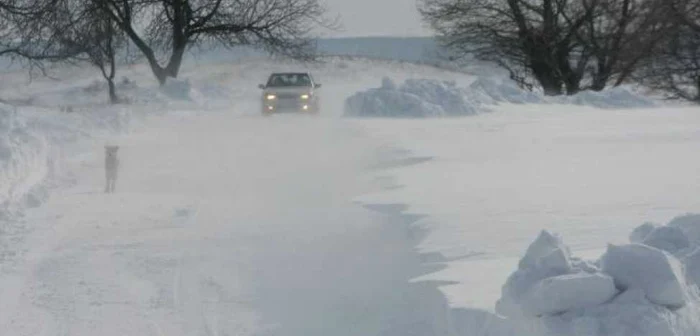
left=496, top=231, right=615, bottom=318
left=344, top=76, right=657, bottom=117
left=601, top=243, right=688, bottom=308
left=558, top=87, right=658, bottom=109
left=468, top=77, right=543, bottom=105
left=0, top=104, right=50, bottom=215
left=497, top=215, right=700, bottom=336
left=343, top=77, right=479, bottom=117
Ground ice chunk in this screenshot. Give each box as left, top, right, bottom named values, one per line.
left=642, top=226, right=690, bottom=254
left=611, top=287, right=650, bottom=305
left=496, top=231, right=574, bottom=317
left=630, top=222, right=659, bottom=243
left=601, top=244, right=687, bottom=308
left=571, top=258, right=600, bottom=273
left=522, top=273, right=617, bottom=316
left=668, top=214, right=700, bottom=244
left=518, top=230, right=571, bottom=271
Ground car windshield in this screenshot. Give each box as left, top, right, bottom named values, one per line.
left=266, top=73, right=312, bottom=87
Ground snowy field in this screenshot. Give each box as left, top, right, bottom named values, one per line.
left=1, top=49, right=700, bottom=336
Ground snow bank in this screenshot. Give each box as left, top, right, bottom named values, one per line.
left=0, top=96, right=195, bottom=218
left=0, top=104, right=50, bottom=216
left=559, top=87, right=657, bottom=109
left=495, top=214, right=700, bottom=336
left=344, top=77, right=479, bottom=117
left=344, top=76, right=657, bottom=118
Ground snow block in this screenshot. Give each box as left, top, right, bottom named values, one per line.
left=611, top=287, right=651, bottom=305
left=630, top=222, right=659, bottom=243
left=642, top=226, right=690, bottom=254
left=668, top=213, right=700, bottom=244
left=522, top=273, right=617, bottom=316
left=518, top=230, right=572, bottom=272
left=601, top=244, right=687, bottom=308
left=496, top=231, right=575, bottom=317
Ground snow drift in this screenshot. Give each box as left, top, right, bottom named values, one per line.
left=344, top=76, right=657, bottom=118
left=495, top=214, right=700, bottom=336
left=344, top=77, right=479, bottom=117
left=0, top=104, right=50, bottom=216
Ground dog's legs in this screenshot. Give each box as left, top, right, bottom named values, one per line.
left=106, top=176, right=116, bottom=193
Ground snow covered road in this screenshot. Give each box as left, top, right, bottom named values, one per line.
left=0, top=113, right=449, bottom=336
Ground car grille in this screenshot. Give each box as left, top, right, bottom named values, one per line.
left=277, top=93, right=300, bottom=100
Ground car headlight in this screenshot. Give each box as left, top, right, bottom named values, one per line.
left=300, top=94, right=310, bottom=100
left=266, top=94, right=276, bottom=100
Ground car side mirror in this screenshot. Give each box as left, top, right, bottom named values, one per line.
left=258, top=84, right=266, bottom=89
left=314, top=83, right=322, bottom=88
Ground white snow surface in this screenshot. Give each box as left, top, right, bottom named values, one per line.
left=1, top=52, right=700, bottom=336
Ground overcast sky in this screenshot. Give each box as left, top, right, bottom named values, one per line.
left=320, top=0, right=432, bottom=37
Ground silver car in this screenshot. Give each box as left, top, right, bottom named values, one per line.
left=258, top=72, right=322, bottom=115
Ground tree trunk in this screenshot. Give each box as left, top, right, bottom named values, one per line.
left=531, top=58, right=563, bottom=96
left=165, top=43, right=186, bottom=78
left=590, top=77, right=607, bottom=92
left=107, top=78, right=118, bottom=104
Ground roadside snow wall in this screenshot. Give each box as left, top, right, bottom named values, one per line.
left=344, top=77, right=657, bottom=118
left=0, top=104, right=53, bottom=217
left=0, top=102, right=136, bottom=218
left=494, top=213, right=700, bottom=336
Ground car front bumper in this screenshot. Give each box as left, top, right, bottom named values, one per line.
left=264, top=99, right=314, bottom=113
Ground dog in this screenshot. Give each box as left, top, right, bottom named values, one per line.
left=104, top=145, right=120, bottom=193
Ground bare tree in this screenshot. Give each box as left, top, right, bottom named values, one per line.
left=577, top=0, right=672, bottom=91
left=420, top=0, right=598, bottom=96
left=60, top=1, right=125, bottom=103
left=669, top=0, right=700, bottom=33
left=628, top=0, right=700, bottom=102
left=0, top=0, right=64, bottom=61
left=100, top=0, right=334, bottom=85
left=636, top=26, right=700, bottom=101
left=5, top=0, right=126, bottom=103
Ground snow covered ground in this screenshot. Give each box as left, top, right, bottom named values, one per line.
left=1, top=50, right=700, bottom=336
left=358, top=105, right=700, bottom=309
